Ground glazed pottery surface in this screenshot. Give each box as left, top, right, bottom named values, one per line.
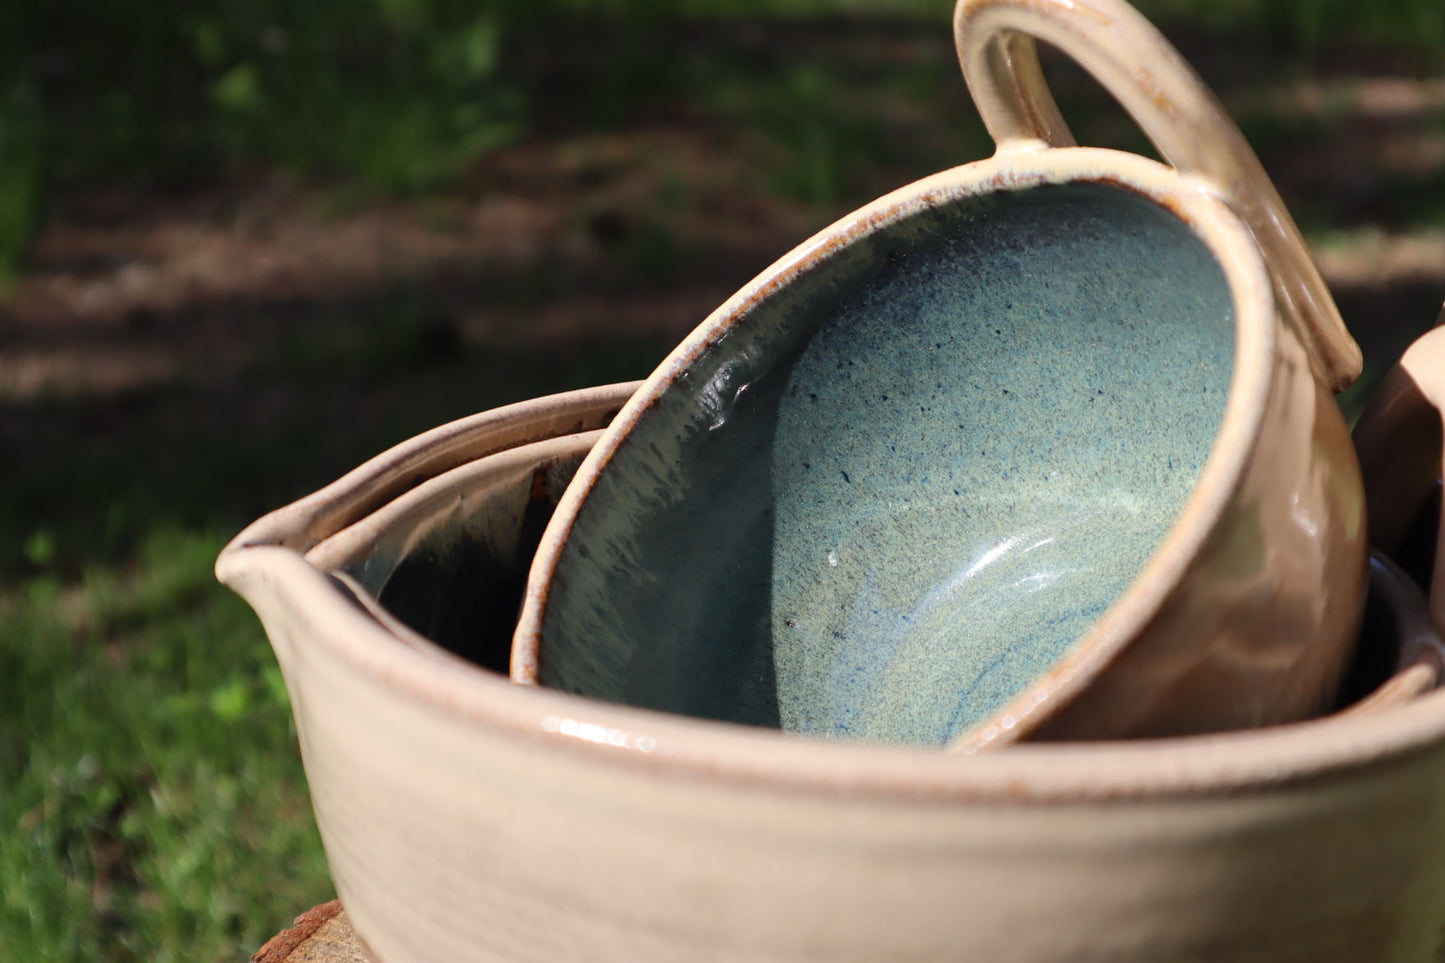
left=1348, top=318, right=1445, bottom=708
left=218, top=378, right=1445, bottom=962
left=1339, top=554, right=1444, bottom=714
left=1355, top=319, right=1445, bottom=620
left=514, top=0, right=1368, bottom=750
left=209, top=2, right=1445, bottom=959
left=306, top=431, right=604, bottom=673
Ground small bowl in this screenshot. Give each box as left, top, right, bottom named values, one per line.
left=513, top=0, right=1366, bottom=750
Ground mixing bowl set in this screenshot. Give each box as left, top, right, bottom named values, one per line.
left=217, top=1, right=1445, bottom=958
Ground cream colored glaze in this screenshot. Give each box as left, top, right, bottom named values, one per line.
left=298, top=429, right=607, bottom=668
left=209, top=2, right=1445, bottom=957
left=303, top=430, right=605, bottom=580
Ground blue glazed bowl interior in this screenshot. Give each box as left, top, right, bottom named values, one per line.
left=539, top=180, right=1236, bottom=746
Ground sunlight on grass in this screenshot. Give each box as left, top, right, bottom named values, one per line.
left=1, top=529, right=332, bottom=962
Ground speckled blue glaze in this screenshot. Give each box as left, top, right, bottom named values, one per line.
left=539, top=182, right=1234, bottom=746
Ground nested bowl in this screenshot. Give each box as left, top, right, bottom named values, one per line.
left=219, top=383, right=1445, bottom=963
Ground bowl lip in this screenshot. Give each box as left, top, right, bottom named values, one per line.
left=303, top=428, right=608, bottom=579
left=220, top=528, right=1445, bottom=806
left=511, top=146, right=1280, bottom=749
left=217, top=387, right=1445, bottom=807
left=218, top=382, right=642, bottom=558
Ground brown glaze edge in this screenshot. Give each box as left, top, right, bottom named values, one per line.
left=252, top=900, right=346, bottom=963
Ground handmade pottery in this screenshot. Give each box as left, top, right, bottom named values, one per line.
left=219, top=409, right=1445, bottom=963
left=1338, top=554, right=1442, bottom=714
left=1346, top=319, right=1445, bottom=709
left=305, top=430, right=605, bottom=673
left=513, top=0, right=1368, bottom=750
left=221, top=382, right=639, bottom=560
left=1354, top=318, right=1445, bottom=619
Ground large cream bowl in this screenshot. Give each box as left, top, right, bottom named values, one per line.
left=219, top=380, right=1445, bottom=963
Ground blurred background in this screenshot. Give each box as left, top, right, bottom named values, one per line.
left=2, top=1, right=1442, bottom=959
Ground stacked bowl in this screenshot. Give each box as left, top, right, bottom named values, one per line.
left=218, top=0, right=1445, bottom=959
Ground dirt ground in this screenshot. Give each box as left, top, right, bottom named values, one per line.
left=4, top=21, right=1444, bottom=563
left=6, top=22, right=1444, bottom=394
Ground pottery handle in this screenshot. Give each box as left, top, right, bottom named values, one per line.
left=952, top=0, right=1361, bottom=392
left=1353, top=316, right=1445, bottom=629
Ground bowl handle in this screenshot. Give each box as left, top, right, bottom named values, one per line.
left=952, top=0, right=1361, bottom=392
left=1353, top=315, right=1445, bottom=630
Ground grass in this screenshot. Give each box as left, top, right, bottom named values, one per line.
left=1, top=531, right=331, bottom=962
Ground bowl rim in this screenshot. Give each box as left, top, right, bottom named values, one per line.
left=217, top=383, right=1445, bottom=807
left=510, top=146, right=1282, bottom=751
left=220, top=382, right=641, bottom=557
left=220, top=536, right=1445, bottom=805
left=303, top=428, right=607, bottom=580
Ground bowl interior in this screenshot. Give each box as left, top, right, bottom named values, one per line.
left=293, top=410, right=1433, bottom=748
left=543, top=180, right=1237, bottom=745
left=306, top=433, right=601, bottom=673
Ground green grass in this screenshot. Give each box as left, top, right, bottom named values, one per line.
left=1, top=530, right=332, bottom=962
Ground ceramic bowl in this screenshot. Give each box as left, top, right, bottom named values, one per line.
left=219, top=383, right=1445, bottom=963
left=304, top=430, right=605, bottom=674
left=513, top=0, right=1367, bottom=750
left=1355, top=319, right=1445, bottom=621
